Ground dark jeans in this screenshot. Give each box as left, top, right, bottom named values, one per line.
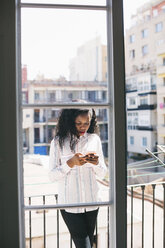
left=60, top=208, right=99, bottom=248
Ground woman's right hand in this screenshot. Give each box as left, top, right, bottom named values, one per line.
left=67, top=153, right=87, bottom=168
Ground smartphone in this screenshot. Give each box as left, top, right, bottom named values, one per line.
left=84, top=153, right=99, bottom=159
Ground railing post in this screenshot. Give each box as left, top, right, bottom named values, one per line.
left=43, top=195, right=46, bottom=248
left=107, top=206, right=110, bottom=248
left=163, top=183, right=165, bottom=248
left=55, top=194, right=59, bottom=248
left=96, top=217, right=98, bottom=248
left=131, top=187, right=134, bottom=248
left=29, top=197, right=32, bottom=248
left=70, top=234, right=72, bottom=248
left=141, top=185, right=145, bottom=248
left=152, top=184, right=156, bottom=248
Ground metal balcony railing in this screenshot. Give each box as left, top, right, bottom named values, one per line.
left=24, top=195, right=110, bottom=248
left=127, top=182, right=165, bottom=248
left=127, top=145, right=165, bottom=247
left=25, top=184, right=165, bottom=248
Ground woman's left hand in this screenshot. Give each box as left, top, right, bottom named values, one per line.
left=85, top=154, right=99, bottom=165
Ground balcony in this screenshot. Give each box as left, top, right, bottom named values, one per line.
left=126, top=85, right=137, bottom=93
left=127, top=182, right=165, bottom=248
left=24, top=181, right=165, bottom=248
left=136, top=125, right=155, bottom=131
left=34, top=139, right=48, bottom=145
left=137, top=85, right=157, bottom=94
left=25, top=194, right=110, bottom=248
left=34, top=98, right=47, bottom=104
left=47, top=117, right=58, bottom=123
left=138, top=104, right=157, bottom=110
left=23, top=146, right=165, bottom=247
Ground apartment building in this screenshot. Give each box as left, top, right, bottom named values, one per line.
left=125, top=0, right=165, bottom=159
left=126, top=72, right=157, bottom=158
left=156, top=31, right=165, bottom=145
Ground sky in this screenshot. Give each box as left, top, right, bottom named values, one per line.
left=21, top=0, right=149, bottom=80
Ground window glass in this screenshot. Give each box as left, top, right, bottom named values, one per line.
left=129, top=34, right=135, bottom=43
left=163, top=77, right=165, bottom=85
left=141, top=28, right=148, bottom=38
left=163, top=57, right=165, bottom=66
left=23, top=107, right=109, bottom=197
left=130, top=136, right=134, bottom=145
left=22, top=8, right=108, bottom=104
left=129, top=49, right=135, bottom=59
left=162, top=5, right=165, bottom=12
left=142, top=137, right=147, bottom=146
left=140, top=97, right=148, bottom=105
left=142, top=45, right=148, bottom=56
left=153, top=9, right=158, bottom=17
left=129, top=97, right=136, bottom=105
left=155, top=22, right=163, bottom=32
left=22, top=8, right=109, bottom=205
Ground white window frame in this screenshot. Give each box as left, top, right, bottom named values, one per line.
left=0, top=0, right=126, bottom=247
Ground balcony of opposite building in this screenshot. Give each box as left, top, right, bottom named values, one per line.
left=138, top=104, right=157, bottom=110
left=136, top=125, right=156, bottom=131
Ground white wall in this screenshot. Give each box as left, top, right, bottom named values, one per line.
left=127, top=129, right=156, bottom=154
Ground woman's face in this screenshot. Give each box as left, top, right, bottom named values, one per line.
left=75, top=113, right=91, bottom=136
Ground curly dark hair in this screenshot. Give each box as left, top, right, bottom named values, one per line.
left=55, top=108, right=99, bottom=152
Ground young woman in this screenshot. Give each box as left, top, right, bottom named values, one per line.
left=49, top=108, right=107, bottom=248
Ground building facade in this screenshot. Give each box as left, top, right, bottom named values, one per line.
left=126, top=72, right=157, bottom=159
left=125, top=0, right=165, bottom=160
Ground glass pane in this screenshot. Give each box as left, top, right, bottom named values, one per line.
left=21, top=8, right=108, bottom=104
left=21, top=0, right=106, bottom=6
left=22, top=7, right=110, bottom=246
